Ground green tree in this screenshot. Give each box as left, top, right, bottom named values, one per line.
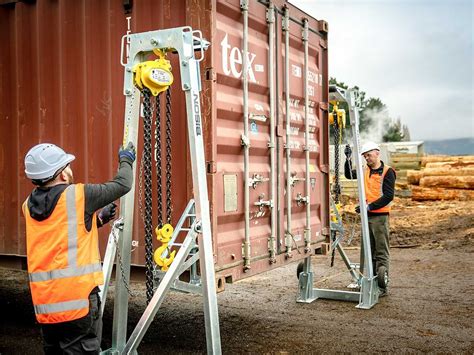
left=382, top=118, right=405, bottom=142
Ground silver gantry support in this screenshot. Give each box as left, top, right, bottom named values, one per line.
left=283, top=7, right=293, bottom=258
left=297, top=86, right=379, bottom=310
left=99, top=218, right=122, bottom=317
left=299, top=18, right=313, bottom=291
left=302, top=19, right=311, bottom=252
left=106, top=27, right=221, bottom=354
left=240, top=0, right=251, bottom=272
left=267, top=3, right=277, bottom=263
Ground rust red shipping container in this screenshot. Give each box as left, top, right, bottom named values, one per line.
left=0, top=0, right=329, bottom=283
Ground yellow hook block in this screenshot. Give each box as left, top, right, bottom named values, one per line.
left=331, top=202, right=343, bottom=222
left=153, top=224, right=176, bottom=271
left=133, top=49, right=174, bottom=96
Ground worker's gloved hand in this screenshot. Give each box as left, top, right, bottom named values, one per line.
left=355, top=205, right=371, bottom=214
left=98, top=203, right=117, bottom=226
left=344, top=144, right=352, bottom=159
left=119, top=142, right=136, bottom=164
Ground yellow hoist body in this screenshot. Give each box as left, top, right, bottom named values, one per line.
left=133, top=49, right=174, bottom=96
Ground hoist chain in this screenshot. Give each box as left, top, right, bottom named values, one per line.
left=331, top=111, right=341, bottom=267
left=155, top=93, right=163, bottom=228
left=142, top=88, right=155, bottom=304
left=333, top=113, right=341, bottom=204
left=165, top=88, right=172, bottom=224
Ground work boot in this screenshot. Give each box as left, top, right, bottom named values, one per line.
left=379, top=287, right=388, bottom=297
left=377, top=266, right=389, bottom=289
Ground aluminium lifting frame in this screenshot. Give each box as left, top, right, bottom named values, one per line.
left=297, top=86, right=379, bottom=310
left=101, top=27, right=221, bottom=354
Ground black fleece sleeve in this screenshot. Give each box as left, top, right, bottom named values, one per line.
left=344, top=159, right=358, bottom=179
left=83, top=159, right=134, bottom=230
left=368, top=168, right=396, bottom=211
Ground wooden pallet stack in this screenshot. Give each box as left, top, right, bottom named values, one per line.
left=389, top=153, right=423, bottom=197
left=407, top=155, right=474, bottom=201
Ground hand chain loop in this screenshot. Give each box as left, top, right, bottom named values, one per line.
left=142, top=88, right=155, bottom=304
left=165, top=88, right=173, bottom=224
left=155, top=93, right=163, bottom=228
left=331, top=111, right=342, bottom=267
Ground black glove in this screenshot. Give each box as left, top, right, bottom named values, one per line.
left=355, top=205, right=371, bottom=214
left=98, top=203, right=117, bottom=226
left=119, top=142, right=136, bottom=164
left=344, top=144, right=352, bottom=159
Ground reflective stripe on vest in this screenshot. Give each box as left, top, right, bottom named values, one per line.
left=34, top=299, right=89, bottom=315
left=66, top=186, right=78, bottom=267
left=29, top=263, right=102, bottom=282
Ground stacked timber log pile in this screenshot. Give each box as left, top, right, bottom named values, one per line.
left=339, top=177, right=358, bottom=198
left=389, top=153, right=422, bottom=197
left=407, top=155, right=474, bottom=201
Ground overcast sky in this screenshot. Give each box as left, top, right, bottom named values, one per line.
left=290, top=0, right=473, bottom=141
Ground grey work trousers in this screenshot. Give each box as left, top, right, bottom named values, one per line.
left=360, top=214, right=390, bottom=276
left=41, top=292, right=102, bottom=354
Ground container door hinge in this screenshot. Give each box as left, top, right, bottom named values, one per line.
left=205, top=67, right=216, bottom=82
left=207, top=161, right=217, bottom=174
left=318, top=20, right=328, bottom=34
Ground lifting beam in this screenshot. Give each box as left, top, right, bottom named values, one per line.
left=297, top=85, right=379, bottom=310
left=101, top=27, right=221, bottom=354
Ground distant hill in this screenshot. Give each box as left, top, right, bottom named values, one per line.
left=423, top=138, right=474, bottom=156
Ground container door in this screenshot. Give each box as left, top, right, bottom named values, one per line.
left=212, top=0, right=329, bottom=282
left=275, top=5, right=329, bottom=258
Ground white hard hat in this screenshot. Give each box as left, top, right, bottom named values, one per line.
left=360, top=141, right=380, bottom=155
left=24, top=143, right=75, bottom=182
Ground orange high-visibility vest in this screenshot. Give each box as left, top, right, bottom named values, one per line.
left=23, top=184, right=103, bottom=324
left=364, top=164, right=391, bottom=214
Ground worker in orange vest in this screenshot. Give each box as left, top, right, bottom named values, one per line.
left=22, top=142, right=135, bottom=354
left=344, top=141, right=396, bottom=297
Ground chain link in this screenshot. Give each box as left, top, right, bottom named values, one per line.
left=142, top=88, right=154, bottom=304
left=155, top=93, right=163, bottom=228
left=165, top=88, right=173, bottom=224
left=333, top=112, right=341, bottom=204
left=110, top=218, right=135, bottom=297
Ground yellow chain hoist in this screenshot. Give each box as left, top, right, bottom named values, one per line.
left=329, top=99, right=345, bottom=223
left=153, top=224, right=176, bottom=271
left=133, top=49, right=174, bottom=96
left=329, top=101, right=346, bottom=144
